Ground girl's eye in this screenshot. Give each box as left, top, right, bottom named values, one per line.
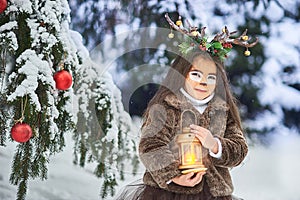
left=189, top=71, right=203, bottom=82
left=207, top=75, right=216, bottom=80
left=190, top=71, right=203, bottom=78
left=207, top=75, right=217, bottom=84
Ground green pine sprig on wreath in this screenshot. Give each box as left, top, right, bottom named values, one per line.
left=178, top=35, right=233, bottom=61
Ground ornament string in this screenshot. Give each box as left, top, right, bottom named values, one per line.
left=0, top=48, right=7, bottom=92
left=15, top=95, right=28, bottom=123
left=58, top=61, right=64, bottom=71
left=57, top=52, right=67, bottom=71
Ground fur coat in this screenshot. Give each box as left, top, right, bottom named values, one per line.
left=139, top=92, right=248, bottom=197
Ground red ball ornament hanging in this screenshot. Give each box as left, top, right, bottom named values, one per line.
left=11, top=122, right=32, bottom=143
left=53, top=70, right=73, bottom=90
left=0, top=0, right=8, bottom=14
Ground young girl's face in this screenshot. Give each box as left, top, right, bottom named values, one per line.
left=184, top=56, right=217, bottom=100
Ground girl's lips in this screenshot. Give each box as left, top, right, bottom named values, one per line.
left=195, top=88, right=207, bottom=93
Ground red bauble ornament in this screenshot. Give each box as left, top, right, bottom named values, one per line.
left=0, top=0, right=7, bottom=14
left=53, top=70, right=73, bottom=90
left=11, top=122, right=32, bottom=143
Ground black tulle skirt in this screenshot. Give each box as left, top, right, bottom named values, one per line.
left=114, top=179, right=236, bottom=200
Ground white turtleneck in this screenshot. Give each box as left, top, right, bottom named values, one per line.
left=180, top=88, right=215, bottom=114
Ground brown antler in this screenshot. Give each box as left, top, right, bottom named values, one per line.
left=213, top=26, right=259, bottom=48
left=165, top=13, right=187, bottom=34
left=213, top=26, right=237, bottom=43
left=165, top=13, right=200, bottom=37
left=232, top=29, right=259, bottom=48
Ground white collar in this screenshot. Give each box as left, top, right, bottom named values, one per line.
left=180, top=88, right=215, bottom=106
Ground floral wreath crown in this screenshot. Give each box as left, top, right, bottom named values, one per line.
left=165, top=13, right=259, bottom=61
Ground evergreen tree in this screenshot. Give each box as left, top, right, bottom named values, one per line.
left=0, top=1, right=79, bottom=199
left=0, top=0, right=138, bottom=199
left=73, top=38, right=139, bottom=197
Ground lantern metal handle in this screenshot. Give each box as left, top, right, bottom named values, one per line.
left=180, top=109, right=197, bottom=132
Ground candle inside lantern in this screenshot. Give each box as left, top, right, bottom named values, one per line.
left=184, top=152, right=196, bottom=165
left=179, top=135, right=204, bottom=170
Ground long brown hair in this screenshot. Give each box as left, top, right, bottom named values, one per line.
left=143, top=50, right=242, bottom=129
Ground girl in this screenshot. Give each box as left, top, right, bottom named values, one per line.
left=137, top=49, right=248, bottom=200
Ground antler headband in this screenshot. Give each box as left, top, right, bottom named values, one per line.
left=165, top=13, right=259, bottom=61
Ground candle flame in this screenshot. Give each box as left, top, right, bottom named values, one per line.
left=184, top=153, right=196, bottom=165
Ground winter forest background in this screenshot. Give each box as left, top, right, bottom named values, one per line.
left=0, top=0, right=300, bottom=200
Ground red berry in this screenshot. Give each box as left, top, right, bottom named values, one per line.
left=223, top=43, right=232, bottom=49
left=198, top=45, right=206, bottom=51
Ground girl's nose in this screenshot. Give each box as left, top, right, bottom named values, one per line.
left=199, top=76, right=207, bottom=86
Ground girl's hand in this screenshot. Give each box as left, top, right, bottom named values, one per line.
left=190, top=124, right=218, bottom=153
left=172, top=172, right=206, bottom=187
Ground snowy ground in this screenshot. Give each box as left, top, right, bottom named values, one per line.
left=1, top=132, right=300, bottom=200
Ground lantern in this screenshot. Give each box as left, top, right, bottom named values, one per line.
left=176, top=110, right=207, bottom=174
